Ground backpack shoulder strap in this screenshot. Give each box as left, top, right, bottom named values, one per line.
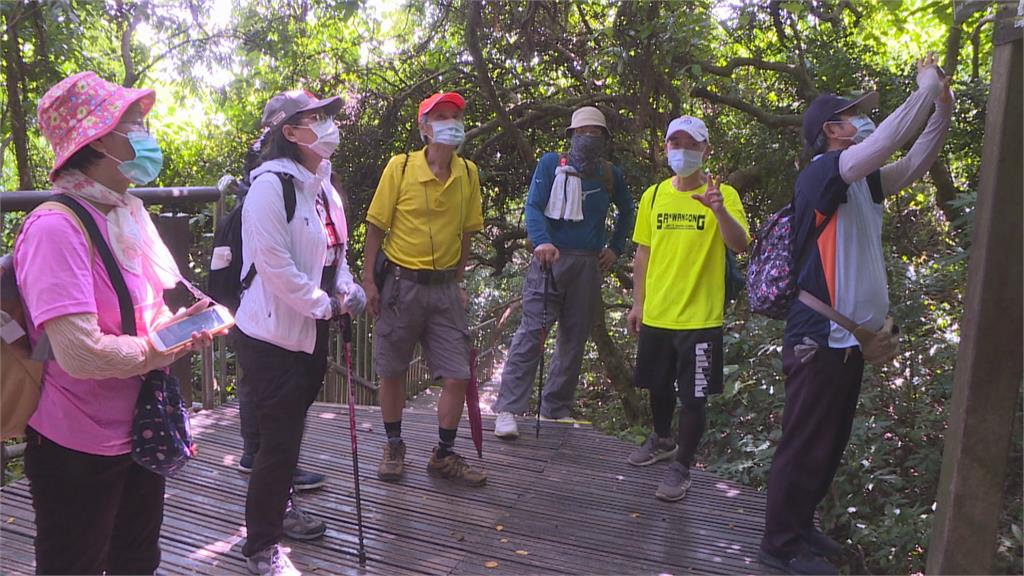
left=273, top=173, right=297, bottom=223
left=602, top=160, right=614, bottom=194
left=652, top=180, right=663, bottom=207
left=48, top=195, right=137, bottom=336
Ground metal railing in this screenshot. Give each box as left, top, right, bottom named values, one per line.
left=2, top=186, right=523, bottom=409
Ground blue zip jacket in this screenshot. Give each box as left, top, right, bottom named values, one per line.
left=524, top=152, right=635, bottom=255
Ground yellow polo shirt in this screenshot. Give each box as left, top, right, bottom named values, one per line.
left=367, top=148, right=483, bottom=270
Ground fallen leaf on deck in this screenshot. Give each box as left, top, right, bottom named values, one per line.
left=515, top=550, right=529, bottom=556
left=484, top=561, right=499, bottom=569
left=630, top=512, right=641, bottom=518
left=495, top=524, right=504, bottom=531
left=499, top=538, right=509, bottom=543
left=5, top=518, right=13, bottom=524
left=457, top=535, right=465, bottom=542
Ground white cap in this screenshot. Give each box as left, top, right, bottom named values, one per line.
left=665, top=115, right=708, bottom=144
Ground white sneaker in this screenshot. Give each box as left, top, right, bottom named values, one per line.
left=247, top=544, right=300, bottom=576
left=494, top=412, right=519, bottom=438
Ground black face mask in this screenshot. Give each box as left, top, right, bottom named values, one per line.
left=568, top=132, right=606, bottom=175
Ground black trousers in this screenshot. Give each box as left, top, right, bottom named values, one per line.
left=235, top=317, right=330, bottom=557
left=761, top=345, right=864, bottom=559
left=24, top=426, right=166, bottom=575
left=231, top=328, right=260, bottom=457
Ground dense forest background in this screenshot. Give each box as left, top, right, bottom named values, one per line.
left=1, top=1, right=1020, bottom=574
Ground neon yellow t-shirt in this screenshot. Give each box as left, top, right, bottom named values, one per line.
left=632, top=177, right=749, bottom=330
left=366, top=148, right=483, bottom=270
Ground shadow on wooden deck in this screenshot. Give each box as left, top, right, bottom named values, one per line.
left=1, top=402, right=768, bottom=575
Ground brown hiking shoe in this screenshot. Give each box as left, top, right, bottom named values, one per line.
left=427, top=447, right=487, bottom=487
left=377, top=439, right=405, bottom=482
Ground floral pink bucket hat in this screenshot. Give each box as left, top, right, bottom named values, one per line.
left=37, top=71, right=155, bottom=181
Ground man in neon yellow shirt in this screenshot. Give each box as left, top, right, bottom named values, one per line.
left=362, top=92, right=486, bottom=487
left=627, top=116, right=750, bottom=501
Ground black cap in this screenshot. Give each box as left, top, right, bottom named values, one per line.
left=802, top=91, right=879, bottom=147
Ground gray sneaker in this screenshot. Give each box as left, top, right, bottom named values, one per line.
left=283, top=498, right=326, bottom=541
left=628, top=433, right=678, bottom=466
left=246, top=544, right=300, bottom=576
left=655, top=461, right=692, bottom=502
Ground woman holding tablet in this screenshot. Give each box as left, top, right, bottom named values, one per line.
left=15, top=72, right=214, bottom=575
left=233, top=89, right=365, bottom=576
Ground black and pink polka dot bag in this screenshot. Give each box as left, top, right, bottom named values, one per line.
left=131, top=371, right=195, bottom=477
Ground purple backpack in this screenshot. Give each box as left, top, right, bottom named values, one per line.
left=747, top=202, right=833, bottom=320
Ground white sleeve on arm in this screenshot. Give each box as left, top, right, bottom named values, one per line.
left=334, top=245, right=355, bottom=292
left=839, top=68, right=943, bottom=184
left=880, top=99, right=954, bottom=195
left=46, top=313, right=178, bottom=379
left=243, top=177, right=333, bottom=320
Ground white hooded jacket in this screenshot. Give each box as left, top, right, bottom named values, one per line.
left=236, top=157, right=355, bottom=353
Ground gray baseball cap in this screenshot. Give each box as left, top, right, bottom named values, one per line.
left=261, top=89, right=343, bottom=129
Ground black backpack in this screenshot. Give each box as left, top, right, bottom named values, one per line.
left=208, top=172, right=296, bottom=312
left=650, top=180, right=745, bottom=306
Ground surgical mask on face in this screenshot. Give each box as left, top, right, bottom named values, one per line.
left=829, top=115, right=876, bottom=144
left=300, top=120, right=340, bottom=158
left=667, top=148, right=703, bottom=177
left=848, top=115, right=876, bottom=144
left=429, top=119, right=465, bottom=146
left=105, top=131, right=164, bottom=185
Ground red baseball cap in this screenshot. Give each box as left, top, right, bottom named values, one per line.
left=418, top=92, right=465, bottom=118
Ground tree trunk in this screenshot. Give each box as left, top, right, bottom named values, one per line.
left=3, top=2, right=34, bottom=191
left=465, top=0, right=535, bottom=168
left=590, top=298, right=644, bottom=423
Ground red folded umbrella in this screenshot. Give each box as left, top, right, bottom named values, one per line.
left=466, top=348, right=484, bottom=458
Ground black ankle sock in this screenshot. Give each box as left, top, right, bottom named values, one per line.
left=384, top=420, right=402, bottom=440
left=437, top=426, right=457, bottom=457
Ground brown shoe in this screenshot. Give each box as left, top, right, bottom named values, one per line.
left=377, top=439, right=405, bottom=482
left=427, top=447, right=487, bottom=487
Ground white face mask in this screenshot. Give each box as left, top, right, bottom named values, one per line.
left=300, top=119, right=340, bottom=158
left=428, top=119, right=465, bottom=146
left=667, top=148, right=703, bottom=177
left=828, top=115, right=876, bottom=145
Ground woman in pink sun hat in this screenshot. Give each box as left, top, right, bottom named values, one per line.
left=15, top=71, right=215, bottom=574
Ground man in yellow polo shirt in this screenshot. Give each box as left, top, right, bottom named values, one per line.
left=362, top=92, right=486, bottom=486
left=627, top=116, right=750, bottom=502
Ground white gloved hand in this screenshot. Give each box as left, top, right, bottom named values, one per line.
left=340, top=282, right=367, bottom=317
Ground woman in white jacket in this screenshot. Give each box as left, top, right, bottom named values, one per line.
left=234, top=90, right=365, bottom=576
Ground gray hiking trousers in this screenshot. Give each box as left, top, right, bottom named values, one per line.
left=493, top=251, right=601, bottom=418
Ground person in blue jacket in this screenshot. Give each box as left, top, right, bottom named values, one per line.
left=493, top=106, right=634, bottom=438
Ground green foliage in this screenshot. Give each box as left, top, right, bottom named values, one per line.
left=0, top=1, right=1018, bottom=574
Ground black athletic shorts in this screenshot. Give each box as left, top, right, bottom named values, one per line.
left=635, top=324, right=724, bottom=401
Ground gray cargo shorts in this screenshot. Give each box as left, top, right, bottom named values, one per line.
left=373, top=273, right=471, bottom=381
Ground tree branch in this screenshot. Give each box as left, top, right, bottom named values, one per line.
left=465, top=0, right=534, bottom=166
left=684, top=56, right=818, bottom=101
left=689, top=86, right=801, bottom=129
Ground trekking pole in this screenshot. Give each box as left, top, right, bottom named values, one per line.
left=536, top=264, right=551, bottom=439
left=340, top=315, right=367, bottom=566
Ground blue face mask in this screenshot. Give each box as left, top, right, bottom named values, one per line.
left=667, top=148, right=703, bottom=177
left=107, top=131, right=164, bottom=184
left=848, top=115, right=876, bottom=144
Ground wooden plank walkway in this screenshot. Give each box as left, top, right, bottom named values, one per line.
left=0, top=403, right=768, bottom=575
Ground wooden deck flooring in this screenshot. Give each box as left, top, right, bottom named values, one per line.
left=1, top=403, right=768, bottom=575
